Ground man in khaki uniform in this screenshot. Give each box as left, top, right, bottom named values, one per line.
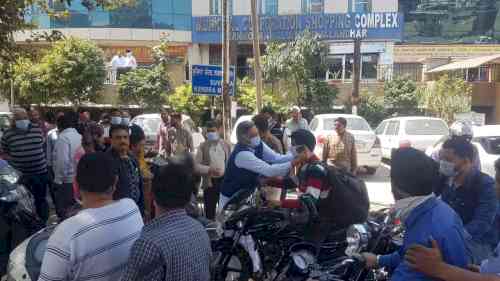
left=168, top=113, right=193, bottom=155
left=322, top=117, right=357, bottom=174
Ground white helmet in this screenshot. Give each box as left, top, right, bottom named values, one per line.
left=450, top=120, right=473, bottom=139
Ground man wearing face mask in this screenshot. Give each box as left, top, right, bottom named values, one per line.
left=440, top=137, right=497, bottom=262
left=1, top=108, right=50, bottom=223
left=361, top=148, right=468, bottom=281
left=219, top=121, right=305, bottom=210
left=195, top=121, right=231, bottom=220
left=110, top=110, right=123, bottom=126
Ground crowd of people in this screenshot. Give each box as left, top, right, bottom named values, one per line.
left=2, top=104, right=500, bottom=281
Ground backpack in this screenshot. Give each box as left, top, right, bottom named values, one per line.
left=316, top=163, right=370, bottom=228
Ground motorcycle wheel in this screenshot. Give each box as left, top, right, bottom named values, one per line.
left=211, top=242, right=253, bottom=281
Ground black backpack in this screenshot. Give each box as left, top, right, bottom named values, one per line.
left=316, top=163, right=370, bottom=228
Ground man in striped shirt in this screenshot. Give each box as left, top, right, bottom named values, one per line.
left=1, top=108, right=49, bottom=223
left=39, top=152, right=144, bottom=281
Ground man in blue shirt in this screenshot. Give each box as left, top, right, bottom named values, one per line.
left=440, top=137, right=497, bottom=262
left=219, top=120, right=304, bottom=209
left=362, top=148, right=468, bottom=281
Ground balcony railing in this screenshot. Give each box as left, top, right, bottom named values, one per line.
left=104, top=65, right=153, bottom=85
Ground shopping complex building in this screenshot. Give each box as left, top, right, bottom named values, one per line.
left=14, top=0, right=500, bottom=123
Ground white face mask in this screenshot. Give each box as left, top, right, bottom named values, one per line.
left=111, top=117, right=122, bottom=125
left=122, top=117, right=130, bottom=125
left=206, top=132, right=219, bottom=142
left=439, top=160, right=457, bottom=177
left=15, top=119, right=30, bottom=130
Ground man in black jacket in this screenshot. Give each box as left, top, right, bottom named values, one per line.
left=107, top=124, right=145, bottom=213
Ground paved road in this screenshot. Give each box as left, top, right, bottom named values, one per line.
left=360, top=165, right=394, bottom=209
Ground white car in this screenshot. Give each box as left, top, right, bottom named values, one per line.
left=375, top=117, right=449, bottom=159
left=426, top=125, right=500, bottom=177
left=310, top=114, right=382, bottom=174
left=130, top=113, right=204, bottom=154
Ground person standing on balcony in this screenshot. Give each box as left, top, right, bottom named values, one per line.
left=125, top=49, right=137, bottom=70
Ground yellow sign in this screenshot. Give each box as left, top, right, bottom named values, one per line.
left=394, top=44, right=500, bottom=62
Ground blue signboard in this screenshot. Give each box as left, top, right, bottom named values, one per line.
left=192, top=64, right=236, bottom=96
left=192, top=13, right=404, bottom=43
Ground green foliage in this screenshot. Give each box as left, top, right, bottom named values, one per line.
left=358, top=92, right=388, bottom=128
left=42, top=37, right=106, bottom=104
left=12, top=57, right=52, bottom=105
left=236, top=77, right=287, bottom=113
left=417, top=74, right=472, bottom=123
left=383, top=77, right=419, bottom=113
left=168, top=84, right=209, bottom=122
left=303, top=80, right=338, bottom=114
left=262, top=31, right=328, bottom=106
left=118, top=65, right=171, bottom=111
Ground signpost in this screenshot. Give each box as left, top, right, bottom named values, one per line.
left=191, top=64, right=236, bottom=96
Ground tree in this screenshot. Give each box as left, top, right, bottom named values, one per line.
left=168, top=84, right=209, bottom=123
left=118, top=66, right=171, bottom=111
left=42, top=37, right=106, bottom=104
left=417, top=74, right=472, bottom=123
left=236, top=77, right=288, bottom=113
left=303, top=80, right=338, bottom=114
left=11, top=56, right=53, bottom=105
left=358, top=91, right=388, bottom=128
left=384, top=76, right=419, bottom=114
left=262, top=31, right=329, bottom=106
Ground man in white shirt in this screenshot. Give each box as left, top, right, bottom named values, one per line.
left=39, top=152, right=144, bottom=281
left=284, top=106, right=309, bottom=151
left=125, top=49, right=137, bottom=69
left=52, top=111, right=82, bottom=219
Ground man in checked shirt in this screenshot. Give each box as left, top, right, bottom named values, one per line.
left=120, top=153, right=211, bottom=281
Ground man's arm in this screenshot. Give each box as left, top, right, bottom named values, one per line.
left=465, top=176, right=497, bottom=240
left=120, top=238, right=163, bottom=281
left=38, top=229, right=71, bottom=281
left=235, top=151, right=292, bottom=178
left=322, top=137, right=329, bottom=162
left=406, top=240, right=500, bottom=281
left=350, top=135, right=358, bottom=173
left=261, top=142, right=294, bottom=164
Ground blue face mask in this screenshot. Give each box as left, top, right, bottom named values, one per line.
left=111, top=117, right=122, bottom=125
left=15, top=120, right=30, bottom=131
left=250, top=136, right=261, bottom=148
left=206, top=132, right=219, bottom=141
left=122, top=117, right=130, bottom=125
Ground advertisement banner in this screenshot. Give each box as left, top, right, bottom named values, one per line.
left=192, top=12, right=404, bottom=43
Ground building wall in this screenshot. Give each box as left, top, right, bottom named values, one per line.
left=324, top=0, right=348, bottom=13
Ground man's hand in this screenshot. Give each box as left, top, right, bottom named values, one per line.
left=208, top=167, right=223, bottom=177
left=292, top=151, right=308, bottom=168
left=361, top=253, right=378, bottom=268
left=405, top=239, right=445, bottom=278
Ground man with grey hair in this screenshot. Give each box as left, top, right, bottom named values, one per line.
left=284, top=106, right=309, bottom=152
left=1, top=108, right=49, bottom=223
left=220, top=121, right=305, bottom=209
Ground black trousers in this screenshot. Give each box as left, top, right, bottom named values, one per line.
left=22, top=173, right=50, bottom=224
left=203, top=177, right=223, bottom=220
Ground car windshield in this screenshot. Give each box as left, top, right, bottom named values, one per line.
left=142, top=118, right=161, bottom=135
left=324, top=118, right=371, bottom=131
left=476, top=136, right=500, bottom=155
left=405, top=120, right=448, bottom=135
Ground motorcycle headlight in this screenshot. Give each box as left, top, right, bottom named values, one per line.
left=290, top=250, right=316, bottom=275
left=0, top=188, right=20, bottom=202
left=345, top=224, right=371, bottom=256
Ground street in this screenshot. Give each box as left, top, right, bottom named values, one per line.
left=360, top=164, right=394, bottom=210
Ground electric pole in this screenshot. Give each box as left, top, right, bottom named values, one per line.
left=250, top=0, right=263, bottom=113
left=222, top=0, right=232, bottom=141
left=351, top=38, right=361, bottom=115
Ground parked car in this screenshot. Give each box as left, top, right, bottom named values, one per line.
left=130, top=113, right=204, bottom=154
left=425, top=125, right=500, bottom=177
left=310, top=114, right=382, bottom=175
left=375, top=117, right=449, bottom=159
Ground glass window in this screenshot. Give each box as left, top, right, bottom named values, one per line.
left=345, top=55, right=354, bottom=80
left=310, top=118, right=319, bottom=131
left=261, top=0, right=278, bottom=15
left=362, top=54, right=378, bottom=79
left=354, top=0, right=371, bottom=13
left=324, top=118, right=370, bottom=131
left=405, top=119, right=449, bottom=135
left=386, top=121, right=400, bottom=136
left=210, top=0, right=220, bottom=15
left=476, top=137, right=500, bottom=155
left=326, top=56, right=343, bottom=80
left=375, top=121, right=387, bottom=135
left=302, top=0, right=324, bottom=14
left=209, top=45, right=222, bottom=65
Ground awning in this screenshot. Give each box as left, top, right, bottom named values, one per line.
left=427, top=54, right=500, bottom=73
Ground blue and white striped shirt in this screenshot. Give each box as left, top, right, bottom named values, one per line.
left=39, top=199, right=144, bottom=281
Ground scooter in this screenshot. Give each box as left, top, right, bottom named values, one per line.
left=0, top=159, right=43, bottom=278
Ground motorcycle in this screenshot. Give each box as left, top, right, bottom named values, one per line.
left=280, top=208, right=403, bottom=281
left=0, top=160, right=43, bottom=277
